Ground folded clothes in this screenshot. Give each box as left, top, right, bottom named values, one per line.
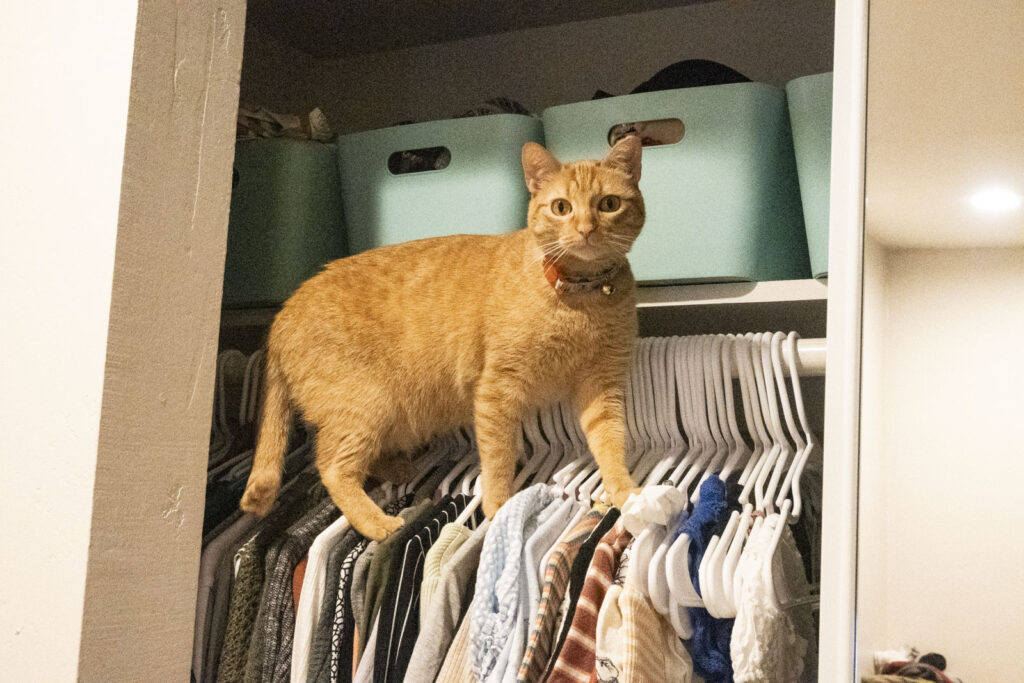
left=237, top=105, right=334, bottom=142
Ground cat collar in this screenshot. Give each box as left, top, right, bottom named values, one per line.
left=543, top=258, right=620, bottom=295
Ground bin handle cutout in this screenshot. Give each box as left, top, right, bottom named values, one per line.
left=388, top=146, right=452, bottom=174
left=608, top=118, right=685, bottom=148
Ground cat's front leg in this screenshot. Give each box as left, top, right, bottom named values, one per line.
left=575, top=376, right=639, bottom=508
left=474, top=376, right=526, bottom=519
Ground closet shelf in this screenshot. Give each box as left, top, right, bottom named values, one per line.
left=636, top=278, right=827, bottom=308
left=636, top=279, right=828, bottom=339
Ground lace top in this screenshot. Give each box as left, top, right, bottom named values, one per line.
left=730, top=514, right=813, bottom=682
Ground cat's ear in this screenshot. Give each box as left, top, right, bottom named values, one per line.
left=604, top=134, right=642, bottom=184
left=522, top=142, right=561, bottom=195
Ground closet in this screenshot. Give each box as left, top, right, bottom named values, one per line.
left=207, top=1, right=860, bottom=681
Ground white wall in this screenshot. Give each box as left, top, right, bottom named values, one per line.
left=0, top=1, right=244, bottom=680
left=240, top=0, right=835, bottom=133
left=858, top=247, right=1024, bottom=679
left=0, top=4, right=137, bottom=679
left=855, top=235, right=890, bottom=677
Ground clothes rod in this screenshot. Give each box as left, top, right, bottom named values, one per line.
left=706, top=337, right=825, bottom=377
left=787, top=337, right=826, bottom=376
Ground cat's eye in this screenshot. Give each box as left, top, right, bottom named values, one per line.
left=598, top=195, right=622, bottom=212
left=550, top=198, right=572, bottom=216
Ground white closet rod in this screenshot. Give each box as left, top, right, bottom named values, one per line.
left=787, top=337, right=826, bottom=376
left=709, top=337, right=825, bottom=378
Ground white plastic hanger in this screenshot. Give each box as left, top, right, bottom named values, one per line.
left=692, top=334, right=731, bottom=496
left=758, top=332, right=797, bottom=509
left=676, top=336, right=714, bottom=499
left=765, top=331, right=806, bottom=514
left=776, top=332, right=820, bottom=520
left=733, top=335, right=766, bottom=491
left=738, top=333, right=776, bottom=509
left=717, top=336, right=752, bottom=481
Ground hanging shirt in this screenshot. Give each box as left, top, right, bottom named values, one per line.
left=544, top=507, right=621, bottom=675
left=681, top=476, right=733, bottom=683
left=374, top=495, right=467, bottom=682
left=246, top=497, right=340, bottom=683
left=546, top=522, right=632, bottom=683
left=217, top=477, right=326, bottom=683
left=405, top=519, right=490, bottom=683
left=419, top=523, right=473, bottom=627
left=730, top=514, right=813, bottom=683
left=469, top=484, right=555, bottom=681
left=516, top=506, right=605, bottom=682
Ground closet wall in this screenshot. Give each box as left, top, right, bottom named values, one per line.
left=856, top=2, right=1024, bottom=679
left=238, top=0, right=835, bottom=134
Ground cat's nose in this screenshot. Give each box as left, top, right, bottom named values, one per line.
left=577, top=224, right=596, bottom=240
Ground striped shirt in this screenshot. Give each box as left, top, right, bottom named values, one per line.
left=515, top=509, right=605, bottom=682
left=546, top=523, right=632, bottom=683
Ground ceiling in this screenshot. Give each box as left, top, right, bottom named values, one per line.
left=246, top=0, right=710, bottom=58
left=865, top=1, right=1024, bottom=247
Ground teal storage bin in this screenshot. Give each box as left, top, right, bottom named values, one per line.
left=223, top=138, right=347, bottom=308
left=543, top=83, right=810, bottom=284
left=787, top=72, right=833, bottom=279
left=337, top=114, right=544, bottom=254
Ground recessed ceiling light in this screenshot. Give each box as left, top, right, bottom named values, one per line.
left=969, top=186, right=1022, bottom=213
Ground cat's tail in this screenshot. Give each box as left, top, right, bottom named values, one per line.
left=240, top=350, right=292, bottom=517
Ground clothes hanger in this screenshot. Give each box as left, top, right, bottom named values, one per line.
left=759, top=331, right=797, bottom=509
left=738, top=333, right=776, bottom=509
left=665, top=333, right=713, bottom=601
left=733, top=335, right=765, bottom=490
left=766, top=331, right=806, bottom=513
left=717, top=335, right=752, bottom=481
left=676, top=336, right=714, bottom=500
left=550, top=403, right=589, bottom=491
left=691, top=334, right=731, bottom=498
left=514, top=409, right=549, bottom=488
left=643, top=336, right=687, bottom=487
left=697, top=335, right=746, bottom=617
left=703, top=335, right=761, bottom=614
left=662, top=339, right=715, bottom=615
left=665, top=336, right=701, bottom=486
left=638, top=335, right=677, bottom=484
left=754, top=332, right=793, bottom=513
left=776, top=331, right=819, bottom=520
left=647, top=335, right=700, bottom=608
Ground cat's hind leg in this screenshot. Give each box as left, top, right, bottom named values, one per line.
left=368, top=452, right=418, bottom=485
left=316, top=425, right=404, bottom=540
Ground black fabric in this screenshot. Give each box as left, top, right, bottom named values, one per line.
left=305, top=527, right=360, bottom=683
left=373, top=495, right=468, bottom=683
left=545, top=507, right=621, bottom=672
left=709, top=480, right=745, bottom=538
left=592, top=59, right=750, bottom=102
left=630, top=59, right=750, bottom=94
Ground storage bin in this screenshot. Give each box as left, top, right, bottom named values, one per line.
left=223, top=138, right=347, bottom=308
left=542, top=83, right=810, bottom=284
left=337, top=114, right=544, bottom=254
left=786, top=72, right=833, bottom=279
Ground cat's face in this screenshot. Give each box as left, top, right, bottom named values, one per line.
left=523, top=137, right=645, bottom=263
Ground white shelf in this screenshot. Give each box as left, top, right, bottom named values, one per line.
left=636, top=278, right=828, bottom=308
left=635, top=279, right=828, bottom=338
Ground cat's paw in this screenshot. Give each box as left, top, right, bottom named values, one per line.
left=482, top=490, right=511, bottom=520
left=240, top=476, right=279, bottom=517
left=355, top=513, right=405, bottom=541
left=609, top=486, right=643, bottom=510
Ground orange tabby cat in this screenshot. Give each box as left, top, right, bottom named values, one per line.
left=240, top=136, right=645, bottom=539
